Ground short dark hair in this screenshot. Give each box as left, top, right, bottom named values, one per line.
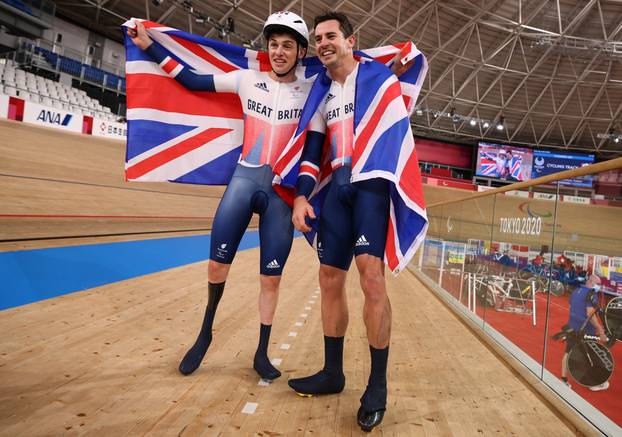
left=313, top=11, right=354, bottom=38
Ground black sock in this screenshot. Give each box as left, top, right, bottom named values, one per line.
left=368, top=345, right=389, bottom=387
left=324, top=335, right=345, bottom=374
left=178, top=281, right=225, bottom=375
left=253, top=323, right=281, bottom=380
left=361, top=346, right=389, bottom=412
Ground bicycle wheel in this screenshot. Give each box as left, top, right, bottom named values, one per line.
left=605, top=297, right=622, bottom=343
left=549, top=280, right=565, bottom=296
left=567, top=341, right=614, bottom=387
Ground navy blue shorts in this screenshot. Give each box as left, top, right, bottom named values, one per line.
left=210, top=164, right=293, bottom=276
left=317, top=166, right=390, bottom=271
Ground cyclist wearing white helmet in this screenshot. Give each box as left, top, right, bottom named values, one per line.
left=128, top=11, right=325, bottom=381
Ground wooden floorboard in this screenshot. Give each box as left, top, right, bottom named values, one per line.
left=0, top=238, right=580, bottom=436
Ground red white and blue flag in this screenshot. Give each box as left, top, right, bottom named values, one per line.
left=275, top=61, right=428, bottom=274
left=479, top=152, right=499, bottom=177
left=122, top=19, right=428, bottom=273
left=122, top=19, right=427, bottom=186
left=510, top=154, right=523, bottom=180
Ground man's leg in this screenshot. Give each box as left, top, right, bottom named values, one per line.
left=253, top=183, right=294, bottom=379
left=356, top=254, right=391, bottom=348
left=178, top=260, right=229, bottom=375
left=253, top=274, right=282, bottom=380
left=319, top=265, right=349, bottom=337
left=179, top=168, right=253, bottom=375
left=288, top=172, right=353, bottom=395
left=352, top=178, right=391, bottom=431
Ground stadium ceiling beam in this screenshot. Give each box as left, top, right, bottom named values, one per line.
left=536, top=50, right=606, bottom=147
left=565, top=62, right=612, bottom=148
left=346, top=0, right=398, bottom=36
left=423, top=0, right=504, bottom=65
left=374, top=0, right=435, bottom=46
left=417, top=0, right=517, bottom=110
left=596, top=99, right=622, bottom=151
left=94, top=0, right=110, bottom=24
left=507, top=54, right=562, bottom=143
left=157, top=5, right=177, bottom=24
left=350, top=0, right=394, bottom=35
left=425, top=0, right=549, bottom=130
left=421, top=88, right=612, bottom=122
left=479, top=0, right=599, bottom=140
left=202, top=0, right=253, bottom=38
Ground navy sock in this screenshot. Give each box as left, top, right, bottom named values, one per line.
left=253, top=323, right=281, bottom=380
left=324, top=335, right=344, bottom=373
left=178, top=281, right=225, bottom=375
left=360, top=345, right=389, bottom=412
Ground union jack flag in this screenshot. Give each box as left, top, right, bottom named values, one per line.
left=275, top=61, right=428, bottom=274
left=479, top=152, right=499, bottom=177
left=510, top=154, right=523, bottom=180
left=122, top=19, right=427, bottom=186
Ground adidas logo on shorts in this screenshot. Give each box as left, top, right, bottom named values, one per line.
left=254, top=82, right=269, bottom=92
left=355, top=235, right=370, bottom=247
left=266, top=259, right=280, bottom=269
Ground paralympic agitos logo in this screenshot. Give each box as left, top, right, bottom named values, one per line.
left=518, top=202, right=553, bottom=218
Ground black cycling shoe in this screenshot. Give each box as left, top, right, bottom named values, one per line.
left=357, top=383, right=387, bottom=432
left=357, top=406, right=385, bottom=432
left=287, top=369, right=345, bottom=396
left=253, top=352, right=281, bottom=380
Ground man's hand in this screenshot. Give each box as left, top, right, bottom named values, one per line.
left=127, top=20, right=153, bottom=50
left=390, top=51, right=414, bottom=77
left=292, top=195, right=315, bottom=232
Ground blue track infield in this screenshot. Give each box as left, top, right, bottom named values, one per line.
left=0, top=232, right=266, bottom=311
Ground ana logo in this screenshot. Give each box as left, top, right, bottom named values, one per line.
left=266, top=259, right=280, bottom=269
left=254, top=82, right=269, bottom=92
left=355, top=235, right=370, bottom=247
left=36, top=110, right=72, bottom=126
left=518, top=201, right=553, bottom=218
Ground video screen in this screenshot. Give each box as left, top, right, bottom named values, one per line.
left=475, top=142, right=533, bottom=181
left=532, top=150, right=595, bottom=188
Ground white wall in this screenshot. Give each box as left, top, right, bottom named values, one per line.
left=40, top=16, right=126, bottom=73
left=103, top=38, right=125, bottom=68
left=43, top=16, right=89, bottom=57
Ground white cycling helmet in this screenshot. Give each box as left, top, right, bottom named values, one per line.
left=263, top=10, right=309, bottom=48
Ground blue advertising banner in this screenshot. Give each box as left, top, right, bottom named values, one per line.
left=532, top=150, right=595, bottom=187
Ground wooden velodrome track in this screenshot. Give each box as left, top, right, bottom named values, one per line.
left=0, top=120, right=588, bottom=435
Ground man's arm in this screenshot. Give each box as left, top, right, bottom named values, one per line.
left=127, top=21, right=236, bottom=92
left=292, top=115, right=326, bottom=233
left=586, top=306, right=607, bottom=344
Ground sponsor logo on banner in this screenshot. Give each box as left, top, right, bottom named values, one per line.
left=477, top=185, right=495, bottom=192
left=92, top=118, right=127, bottom=139
left=0, top=94, right=9, bottom=118
left=22, top=101, right=81, bottom=132
left=562, top=195, right=590, bottom=204
left=533, top=192, right=557, bottom=201
left=505, top=190, right=530, bottom=198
